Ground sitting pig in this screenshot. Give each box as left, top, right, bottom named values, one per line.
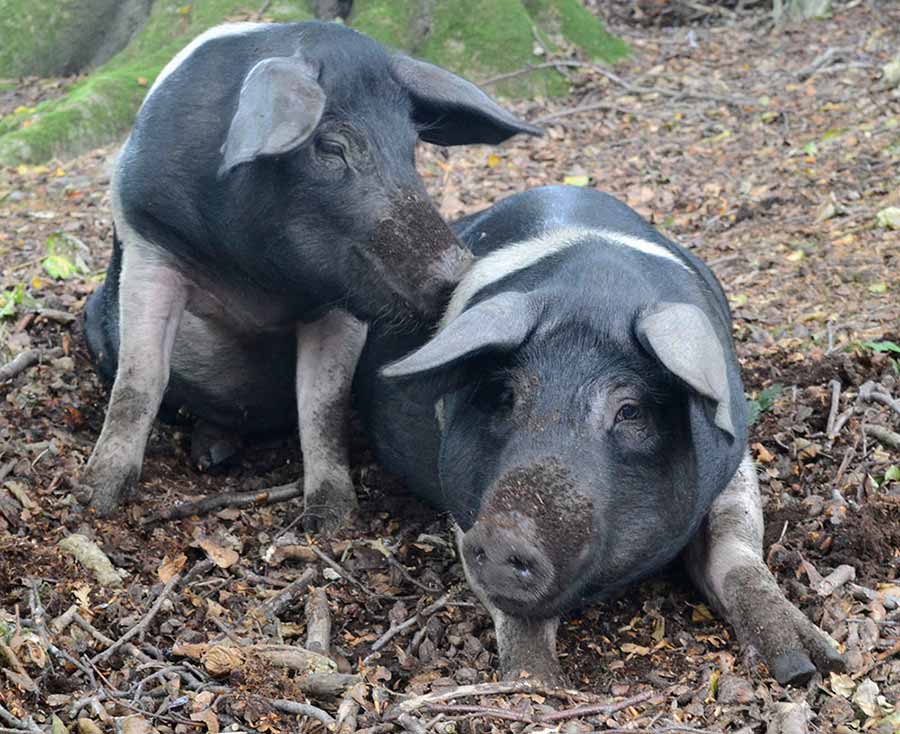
left=80, top=20, right=539, bottom=526
left=356, top=185, right=844, bottom=685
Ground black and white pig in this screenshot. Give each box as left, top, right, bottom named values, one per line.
left=356, top=185, right=844, bottom=685
left=80, top=21, right=540, bottom=525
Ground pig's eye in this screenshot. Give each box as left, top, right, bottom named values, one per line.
left=615, top=402, right=642, bottom=424
left=496, top=385, right=515, bottom=411
left=315, top=135, right=349, bottom=162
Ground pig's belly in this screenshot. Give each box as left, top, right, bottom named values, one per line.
left=165, top=306, right=298, bottom=434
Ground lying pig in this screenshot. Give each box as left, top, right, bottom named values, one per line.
left=80, top=21, right=539, bottom=526
left=356, top=185, right=844, bottom=685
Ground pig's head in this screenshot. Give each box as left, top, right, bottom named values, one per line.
left=216, top=24, right=541, bottom=322
left=382, top=290, right=747, bottom=619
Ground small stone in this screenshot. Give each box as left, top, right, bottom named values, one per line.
left=454, top=666, right=479, bottom=684
left=717, top=673, right=755, bottom=704
left=821, top=694, right=855, bottom=725
left=78, top=719, right=103, bottom=734
left=802, top=495, right=825, bottom=517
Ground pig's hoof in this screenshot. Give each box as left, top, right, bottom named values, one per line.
left=77, top=462, right=140, bottom=517
left=191, top=420, right=241, bottom=471
left=753, top=600, right=845, bottom=686
left=770, top=652, right=817, bottom=687
left=727, top=567, right=845, bottom=686
left=302, top=478, right=358, bottom=534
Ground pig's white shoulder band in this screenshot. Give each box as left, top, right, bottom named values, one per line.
left=145, top=23, right=268, bottom=103
left=443, top=226, right=690, bottom=327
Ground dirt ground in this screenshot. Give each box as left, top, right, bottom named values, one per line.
left=1, top=2, right=899, bottom=733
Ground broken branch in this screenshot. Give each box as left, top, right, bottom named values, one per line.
left=147, top=482, right=302, bottom=522
left=91, top=571, right=181, bottom=664
left=0, top=347, right=64, bottom=382
left=305, top=587, right=332, bottom=656
left=862, top=424, right=900, bottom=450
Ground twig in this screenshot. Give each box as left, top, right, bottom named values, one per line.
left=480, top=59, right=752, bottom=106
left=0, top=347, right=63, bottom=382
left=310, top=545, right=378, bottom=597
left=73, top=610, right=155, bottom=662
left=147, top=482, right=302, bottom=522
left=540, top=691, right=657, bottom=722
left=252, top=567, right=316, bottom=621
left=422, top=705, right=532, bottom=723
left=270, top=699, right=335, bottom=727
left=0, top=704, right=39, bottom=733
left=0, top=641, right=33, bottom=683
left=305, top=587, right=332, bottom=656
left=862, top=424, right=900, bottom=450
left=588, top=727, right=719, bottom=734
left=796, top=47, right=852, bottom=81
left=91, top=572, right=182, bottom=664
left=479, top=61, right=561, bottom=86
left=35, top=308, right=77, bottom=324
left=826, top=380, right=842, bottom=438
left=392, top=680, right=591, bottom=716
left=0, top=460, right=15, bottom=483
left=396, top=713, right=430, bottom=734
left=370, top=594, right=451, bottom=653
left=535, top=101, right=655, bottom=123
left=815, top=565, right=856, bottom=597
left=859, top=381, right=900, bottom=418
left=336, top=694, right=360, bottom=734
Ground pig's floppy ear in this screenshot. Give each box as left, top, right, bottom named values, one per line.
left=219, top=57, right=326, bottom=176
left=390, top=55, right=543, bottom=146
left=382, top=292, right=540, bottom=380
left=636, top=302, right=736, bottom=438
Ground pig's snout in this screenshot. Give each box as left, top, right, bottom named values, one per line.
left=365, top=195, right=472, bottom=321
left=462, top=514, right=554, bottom=606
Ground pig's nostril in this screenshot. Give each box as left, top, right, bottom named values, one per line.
left=508, top=555, right=533, bottom=579
left=473, top=547, right=487, bottom=566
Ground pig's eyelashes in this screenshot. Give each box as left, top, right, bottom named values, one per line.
left=315, top=135, right=349, bottom=164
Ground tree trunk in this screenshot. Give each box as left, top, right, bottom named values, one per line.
left=0, top=0, right=626, bottom=166
left=0, top=0, right=153, bottom=77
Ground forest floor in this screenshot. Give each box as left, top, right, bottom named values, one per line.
left=1, top=2, right=899, bottom=733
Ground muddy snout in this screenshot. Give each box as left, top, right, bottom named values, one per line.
left=462, top=513, right=555, bottom=608
left=368, top=195, right=472, bottom=320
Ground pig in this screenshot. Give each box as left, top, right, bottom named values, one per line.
left=80, top=20, right=540, bottom=526
left=355, top=185, right=844, bottom=685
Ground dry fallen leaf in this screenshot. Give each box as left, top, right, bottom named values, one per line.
left=196, top=537, right=239, bottom=569
left=620, top=642, right=651, bottom=656
left=158, top=552, right=187, bottom=583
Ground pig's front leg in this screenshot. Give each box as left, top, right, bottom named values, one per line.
left=455, top=526, right=565, bottom=684
left=78, top=244, right=188, bottom=515
left=296, top=309, right=367, bottom=533
left=683, top=453, right=844, bottom=686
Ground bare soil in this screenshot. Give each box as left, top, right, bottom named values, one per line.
left=1, top=2, right=898, bottom=733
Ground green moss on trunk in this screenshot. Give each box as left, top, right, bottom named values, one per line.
left=351, top=0, right=627, bottom=97
left=0, top=1, right=312, bottom=165
left=349, top=0, right=419, bottom=51
left=523, top=0, right=629, bottom=63
left=0, top=0, right=626, bottom=165
left=0, top=0, right=117, bottom=77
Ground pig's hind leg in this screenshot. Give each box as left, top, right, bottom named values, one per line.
left=78, top=243, right=187, bottom=515
left=295, top=309, right=367, bottom=533
left=683, top=453, right=844, bottom=686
